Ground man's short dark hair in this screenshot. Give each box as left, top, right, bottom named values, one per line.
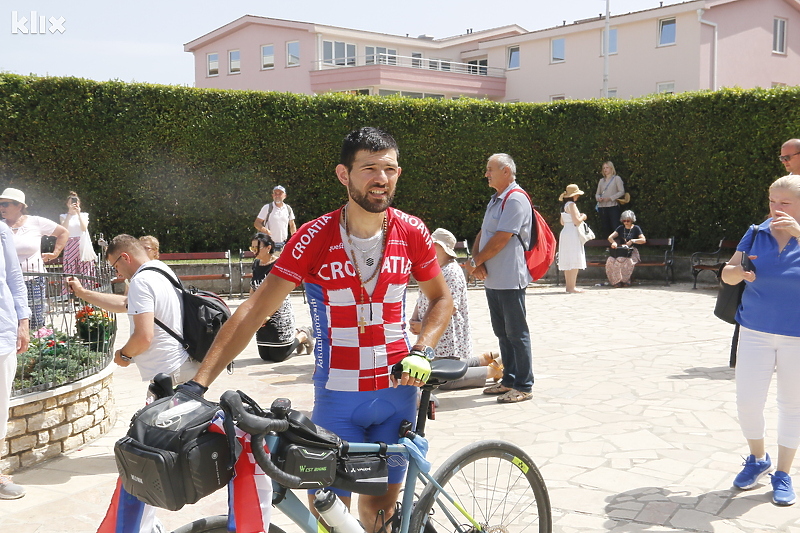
left=340, top=127, right=399, bottom=171
left=106, top=234, right=145, bottom=260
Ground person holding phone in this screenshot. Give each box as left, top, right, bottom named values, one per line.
left=60, top=192, right=97, bottom=284
left=722, top=174, right=800, bottom=506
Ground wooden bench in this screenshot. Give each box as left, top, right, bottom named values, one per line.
left=690, top=239, right=738, bottom=289
left=238, top=249, right=306, bottom=302
left=560, top=237, right=675, bottom=285
left=159, top=251, right=232, bottom=296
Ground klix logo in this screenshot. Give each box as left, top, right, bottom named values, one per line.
left=11, top=11, right=66, bottom=34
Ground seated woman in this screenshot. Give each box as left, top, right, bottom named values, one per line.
left=249, top=233, right=313, bottom=362
left=409, top=228, right=502, bottom=389
left=606, top=210, right=646, bottom=288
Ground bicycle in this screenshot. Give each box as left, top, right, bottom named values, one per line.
left=171, top=359, right=552, bottom=533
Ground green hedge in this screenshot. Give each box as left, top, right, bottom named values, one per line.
left=1, top=73, right=797, bottom=253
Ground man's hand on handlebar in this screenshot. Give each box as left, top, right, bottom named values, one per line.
left=391, top=354, right=431, bottom=388
left=175, top=379, right=208, bottom=397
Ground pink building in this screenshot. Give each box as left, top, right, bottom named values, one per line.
left=184, top=0, right=800, bottom=102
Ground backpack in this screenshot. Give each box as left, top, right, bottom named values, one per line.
left=140, top=267, right=231, bottom=362
left=500, top=188, right=556, bottom=281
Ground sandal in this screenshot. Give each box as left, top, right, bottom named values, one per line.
left=296, top=326, right=314, bottom=355
left=497, top=389, right=533, bottom=403
left=487, top=360, right=504, bottom=382
left=483, top=383, right=512, bottom=395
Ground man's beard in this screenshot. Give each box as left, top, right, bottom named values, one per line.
left=348, top=182, right=394, bottom=213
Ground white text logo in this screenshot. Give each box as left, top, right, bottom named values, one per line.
left=11, top=11, right=66, bottom=34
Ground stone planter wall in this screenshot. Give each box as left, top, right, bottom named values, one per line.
left=1, top=364, right=116, bottom=474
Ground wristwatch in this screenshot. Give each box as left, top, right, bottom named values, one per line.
left=469, top=258, right=477, bottom=268
left=410, top=344, right=436, bottom=361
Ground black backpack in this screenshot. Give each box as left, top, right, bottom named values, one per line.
left=140, top=267, right=231, bottom=362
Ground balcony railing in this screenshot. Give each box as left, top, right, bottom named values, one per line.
left=312, top=54, right=505, bottom=78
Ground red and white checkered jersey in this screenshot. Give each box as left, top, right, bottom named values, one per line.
left=272, top=207, right=440, bottom=391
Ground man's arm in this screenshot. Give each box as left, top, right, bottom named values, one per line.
left=470, top=231, right=514, bottom=268
left=115, top=312, right=155, bottom=366
left=194, top=273, right=296, bottom=387
left=289, top=220, right=297, bottom=235
left=68, top=277, right=128, bottom=313
left=253, top=217, right=268, bottom=234
left=414, top=273, right=453, bottom=353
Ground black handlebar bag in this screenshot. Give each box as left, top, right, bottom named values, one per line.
left=114, top=391, right=232, bottom=511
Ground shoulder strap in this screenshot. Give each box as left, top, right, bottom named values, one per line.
left=500, top=188, right=534, bottom=250
left=748, top=224, right=760, bottom=252
left=138, top=266, right=188, bottom=349
left=265, top=203, right=274, bottom=224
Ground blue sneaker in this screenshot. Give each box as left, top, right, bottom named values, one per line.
left=772, top=471, right=796, bottom=506
left=733, top=454, right=772, bottom=489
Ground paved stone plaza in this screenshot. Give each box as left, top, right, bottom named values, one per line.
left=1, top=280, right=797, bottom=532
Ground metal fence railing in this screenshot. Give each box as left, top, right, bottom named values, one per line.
left=14, top=264, right=117, bottom=397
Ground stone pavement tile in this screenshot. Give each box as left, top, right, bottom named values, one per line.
left=573, top=467, right=672, bottom=493
left=607, top=429, right=675, bottom=451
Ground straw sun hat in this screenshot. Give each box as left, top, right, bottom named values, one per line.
left=430, top=228, right=458, bottom=258
left=558, top=184, right=584, bottom=201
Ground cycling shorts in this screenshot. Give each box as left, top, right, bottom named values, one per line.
left=311, top=385, right=417, bottom=497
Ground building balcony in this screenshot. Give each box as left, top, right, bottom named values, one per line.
left=309, top=54, right=506, bottom=99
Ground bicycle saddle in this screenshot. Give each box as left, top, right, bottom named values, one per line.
left=428, top=358, right=468, bottom=383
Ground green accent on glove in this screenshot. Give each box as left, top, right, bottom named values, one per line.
left=401, top=354, right=431, bottom=383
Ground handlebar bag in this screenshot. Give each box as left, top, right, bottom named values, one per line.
left=114, top=390, right=232, bottom=511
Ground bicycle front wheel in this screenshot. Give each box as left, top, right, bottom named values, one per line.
left=410, top=440, right=551, bottom=533
left=171, top=515, right=287, bottom=533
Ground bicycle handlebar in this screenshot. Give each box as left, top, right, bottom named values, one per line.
left=219, top=391, right=306, bottom=489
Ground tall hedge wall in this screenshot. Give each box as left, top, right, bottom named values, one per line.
left=1, top=73, right=798, bottom=253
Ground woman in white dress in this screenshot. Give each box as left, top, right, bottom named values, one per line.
left=557, top=184, right=588, bottom=293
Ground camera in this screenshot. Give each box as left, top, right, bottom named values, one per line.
left=70, top=197, right=78, bottom=205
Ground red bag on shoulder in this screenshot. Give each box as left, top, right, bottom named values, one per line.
left=501, top=188, right=556, bottom=281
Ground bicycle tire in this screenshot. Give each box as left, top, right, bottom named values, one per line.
left=409, top=440, right=551, bottom=533
left=170, top=515, right=287, bottom=533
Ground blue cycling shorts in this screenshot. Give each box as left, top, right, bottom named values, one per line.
left=310, top=385, right=417, bottom=497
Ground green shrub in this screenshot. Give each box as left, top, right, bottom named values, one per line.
left=1, top=74, right=797, bottom=252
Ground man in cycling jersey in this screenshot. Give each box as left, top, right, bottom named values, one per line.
left=190, top=126, right=453, bottom=531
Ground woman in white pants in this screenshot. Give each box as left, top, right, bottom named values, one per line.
left=722, top=174, right=800, bottom=506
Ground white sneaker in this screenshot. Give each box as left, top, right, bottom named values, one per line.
left=0, top=474, right=26, bottom=499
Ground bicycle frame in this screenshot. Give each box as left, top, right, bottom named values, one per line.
left=266, top=388, right=482, bottom=533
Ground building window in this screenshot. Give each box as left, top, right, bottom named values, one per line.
left=428, top=59, right=451, bottom=71
left=507, top=46, right=520, bottom=69
left=229, top=50, right=240, bottom=74
left=366, top=46, right=397, bottom=65
left=261, top=45, right=274, bottom=69
left=774, top=18, right=787, bottom=54
left=551, top=95, right=566, bottom=102
left=468, top=59, right=488, bottom=75
left=412, top=52, right=423, bottom=68
left=659, top=18, right=676, bottom=46
left=607, top=88, right=618, bottom=98
left=657, top=81, right=675, bottom=94
left=207, top=53, right=219, bottom=76
left=602, top=28, right=618, bottom=55
left=287, top=41, right=300, bottom=67
left=378, top=89, right=400, bottom=96
left=551, top=38, right=565, bottom=63
left=323, top=41, right=356, bottom=66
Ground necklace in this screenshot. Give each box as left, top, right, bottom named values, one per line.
left=343, top=205, right=389, bottom=333
left=348, top=233, right=382, bottom=259
left=623, top=226, right=635, bottom=242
